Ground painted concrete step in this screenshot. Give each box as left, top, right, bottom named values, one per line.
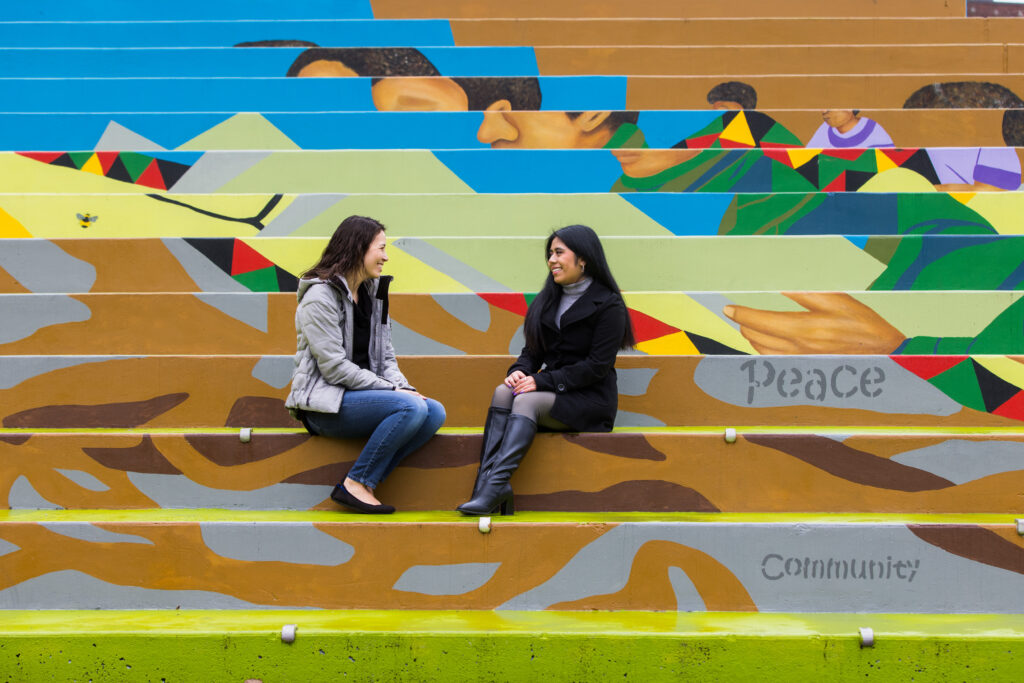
left=6, top=430, right=1024, bottom=513
left=0, top=74, right=1022, bottom=112
left=0, top=109, right=1014, bottom=151
left=5, top=354, right=1024, bottom=429
left=4, top=17, right=1021, bottom=49
left=0, top=511, right=1021, bottom=612
left=3, top=148, right=1022, bottom=195
left=5, top=45, right=1023, bottom=78
left=2, top=609, right=1021, bottom=682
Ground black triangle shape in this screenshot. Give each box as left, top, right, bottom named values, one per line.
left=183, top=238, right=234, bottom=275
left=899, top=149, right=941, bottom=185
left=276, top=266, right=299, bottom=293
left=50, top=152, right=77, bottom=169
left=795, top=156, right=820, bottom=187
left=971, top=359, right=1021, bottom=413
left=844, top=170, right=876, bottom=192
left=685, top=331, right=748, bottom=356
left=105, top=155, right=134, bottom=183
left=744, top=111, right=776, bottom=143
left=155, top=159, right=190, bottom=190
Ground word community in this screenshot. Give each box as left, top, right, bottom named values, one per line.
left=761, top=554, right=920, bottom=583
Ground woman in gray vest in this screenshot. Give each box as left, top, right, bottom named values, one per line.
left=286, top=215, right=445, bottom=513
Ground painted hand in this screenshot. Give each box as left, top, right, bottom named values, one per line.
left=723, top=292, right=907, bottom=355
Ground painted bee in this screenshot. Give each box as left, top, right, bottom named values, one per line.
left=76, top=213, right=98, bottom=229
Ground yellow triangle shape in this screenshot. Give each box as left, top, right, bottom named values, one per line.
left=786, top=148, right=820, bottom=168
left=80, top=153, right=105, bottom=176
left=718, top=111, right=756, bottom=147
left=875, top=149, right=898, bottom=173
left=0, top=207, right=31, bottom=237
left=949, top=192, right=976, bottom=205
left=635, top=330, right=700, bottom=355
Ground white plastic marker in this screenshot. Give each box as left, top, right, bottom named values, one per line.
left=478, top=516, right=492, bottom=534
left=281, top=624, right=297, bottom=643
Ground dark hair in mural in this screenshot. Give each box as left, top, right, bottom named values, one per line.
left=904, top=81, right=1024, bottom=145
left=454, top=77, right=543, bottom=110
left=303, top=215, right=386, bottom=282
left=567, top=111, right=640, bottom=128
left=706, top=81, right=757, bottom=109
left=286, top=47, right=441, bottom=81
left=524, top=225, right=635, bottom=352
left=235, top=40, right=319, bottom=47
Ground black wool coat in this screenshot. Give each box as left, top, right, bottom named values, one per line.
left=508, top=280, right=628, bottom=432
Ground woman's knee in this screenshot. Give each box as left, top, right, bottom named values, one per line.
left=425, top=398, right=446, bottom=431
left=491, top=383, right=514, bottom=409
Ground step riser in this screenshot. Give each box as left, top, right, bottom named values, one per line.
left=1, top=520, right=1021, bottom=611
left=3, top=356, right=1021, bottom=429
left=6, top=433, right=1024, bottom=513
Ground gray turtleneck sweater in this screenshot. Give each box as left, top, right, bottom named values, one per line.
left=555, top=276, right=592, bottom=329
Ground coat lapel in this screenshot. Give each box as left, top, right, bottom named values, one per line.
left=557, top=281, right=612, bottom=329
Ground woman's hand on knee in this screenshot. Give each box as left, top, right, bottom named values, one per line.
left=511, top=374, right=537, bottom=395
left=504, top=370, right=527, bottom=388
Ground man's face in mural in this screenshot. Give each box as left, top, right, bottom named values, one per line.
left=372, top=77, right=468, bottom=111
left=821, top=110, right=859, bottom=133
left=710, top=100, right=744, bottom=111
left=476, top=102, right=614, bottom=149
left=611, top=148, right=700, bottom=178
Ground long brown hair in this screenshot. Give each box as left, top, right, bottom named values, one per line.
left=303, top=215, right=386, bottom=282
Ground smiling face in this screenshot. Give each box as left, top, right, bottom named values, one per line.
left=361, top=230, right=388, bottom=279
left=548, top=236, right=586, bottom=285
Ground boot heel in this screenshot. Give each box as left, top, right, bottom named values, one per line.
left=499, top=495, right=515, bottom=516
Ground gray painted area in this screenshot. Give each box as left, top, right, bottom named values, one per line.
left=8, top=476, right=61, bottom=510
left=693, top=356, right=962, bottom=415
left=0, top=240, right=96, bottom=293
left=0, top=570, right=311, bottom=609
left=0, top=355, right=131, bottom=390
left=0, top=294, right=90, bottom=344
left=390, top=320, right=464, bottom=356
left=508, top=325, right=525, bottom=355
left=613, top=410, right=665, bottom=428
left=891, top=440, right=1024, bottom=485
left=95, top=120, right=165, bottom=151
left=431, top=293, right=490, bottom=333
left=127, top=472, right=329, bottom=510
left=667, top=566, right=707, bottom=611
left=393, top=238, right=510, bottom=292
left=260, top=194, right=345, bottom=237
left=252, top=355, right=294, bottom=389
left=193, top=293, right=269, bottom=333
left=0, top=538, right=20, bottom=557
left=617, top=367, right=658, bottom=396
left=40, top=522, right=153, bottom=545
left=161, top=237, right=249, bottom=293
left=688, top=292, right=742, bottom=332
left=56, top=469, right=110, bottom=492
left=169, top=151, right=271, bottom=193
left=499, top=523, right=1024, bottom=613
left=200, top=522, right=353, bottom=566
left=393, top=562, right=501, bottom=596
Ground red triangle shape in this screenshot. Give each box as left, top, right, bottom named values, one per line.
left=889, top=355, right=968, bottom=380
left=760, top=142, right=801, bottom=149
left=823, top=171, right=847, bottom=191
left=719, top=137, right=755, bottom=149
left=96, top=151, right=120, bottom=174
left=762, top=149, right=793, bottom=166
left=16, top=151, right=64, bottom=164
left=135, top=159, right=167, bottom=189
left=992, top=390, right=1024, bottom=422
left=231, top=239, right=276, bottom=275
left=682, top=133, right=720, bottom=149
left=479, top=293, right=528, bottom=317
left=628, top=308, right=681, bottom=344
left=821, top=149, right=865, bottom=161
left=881, top=148, right=919, bottom=166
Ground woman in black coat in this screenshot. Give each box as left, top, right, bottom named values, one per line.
left=457, top=224, right=635, bottom=516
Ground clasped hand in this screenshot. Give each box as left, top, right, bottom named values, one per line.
left=504, top=370, right=537, bottom=394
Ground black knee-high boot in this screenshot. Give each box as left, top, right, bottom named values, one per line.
left=457, top=414, right=537, bottom=516
left=467, top=406, right=511, bottom=501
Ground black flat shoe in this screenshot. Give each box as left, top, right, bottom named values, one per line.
left=330, top=484, right=395, bottom=514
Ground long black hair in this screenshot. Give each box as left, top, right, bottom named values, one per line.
left=523, top=224, right=635, bottom=352
left=302, top=215, right=385, bottom=282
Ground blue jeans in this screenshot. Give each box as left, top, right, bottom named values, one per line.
left=304, top=390, right=445, bottom=489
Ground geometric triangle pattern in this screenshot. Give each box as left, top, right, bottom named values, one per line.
left=15, top=150, right=192, bottom=190
left=182, top=237, right=299, bottom=292
left=677, top=110, right=803, bottom=149
left=895, top=353, right=1024, bottom=423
